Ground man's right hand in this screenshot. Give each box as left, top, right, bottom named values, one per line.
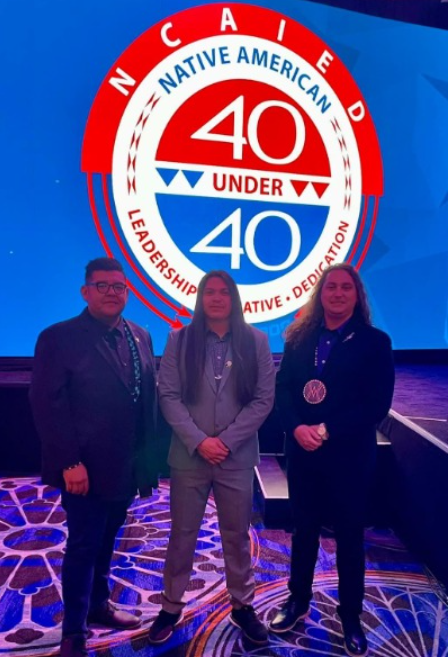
left=197, top=437, right=230, bottom=465
left=63, top=463, right=89, bottom=495
left=293, top=425, right=324, bottom=452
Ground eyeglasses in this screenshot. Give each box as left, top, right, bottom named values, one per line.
left=86, top=282, right=127, bottom=295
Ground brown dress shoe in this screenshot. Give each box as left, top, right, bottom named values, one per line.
left=87, top=601, right=141, bottom=629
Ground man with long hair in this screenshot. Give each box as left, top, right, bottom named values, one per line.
left=269, top=264, right=394, bottom=657
left=148, top=270, right=275, bottom=645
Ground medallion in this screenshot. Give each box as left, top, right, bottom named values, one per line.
left=303, top=379, right=327, bottom=404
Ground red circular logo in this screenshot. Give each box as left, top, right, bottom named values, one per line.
left=82, top=4, right=383, bottom=326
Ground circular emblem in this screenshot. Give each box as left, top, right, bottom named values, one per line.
left=303, top=379, right=327, bottom=404
left=82, top=4, right=383, bottom=325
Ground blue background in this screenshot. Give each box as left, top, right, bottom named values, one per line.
left=1, top=0, right=447, bottom=355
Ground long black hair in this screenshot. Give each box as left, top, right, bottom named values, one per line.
left=180, top=271, right=258, bottom=406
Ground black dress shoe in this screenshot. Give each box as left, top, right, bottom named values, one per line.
left=148, top=610, right=183, bottom=644
left=87, top=601, right=141, bottom=629
left=60, top=636, right=87, bottom=657
left=230, top=605, right=269, bottom=645
left=269, top=596, right=310, bottom=633
left=341, top=616, right=368, bottom=657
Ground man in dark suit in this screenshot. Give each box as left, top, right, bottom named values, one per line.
left=269, top=263, right=394, bottom=657
left=148, top=271, right=275, bottom=646
left=29, top=257, right=158, bottom=657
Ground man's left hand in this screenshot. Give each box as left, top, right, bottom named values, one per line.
left=63, top=463, right=89, bottom=495
left=197, top=437, right=229, bottom=465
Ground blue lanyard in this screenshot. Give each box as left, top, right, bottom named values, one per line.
left=123, top=321, right=141, bottom=402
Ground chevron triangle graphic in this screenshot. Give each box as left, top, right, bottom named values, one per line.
left=156, top=168, right=179, bottom=186
left=291, top=180, right=309, bottom=197
left=182, top=170, right=204, bottom=188
left=312, top=182, right=329, bottom=198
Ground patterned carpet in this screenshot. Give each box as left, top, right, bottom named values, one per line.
left=1, top=477, right=447, bottom=657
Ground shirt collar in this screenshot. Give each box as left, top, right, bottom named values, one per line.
left=112, top=317, right=125, bottom=338
left=207, top=329, right=231, bottom=341
left=85, top=308, right=124, bottom=337
left=321, top=318, right=351, bottom=336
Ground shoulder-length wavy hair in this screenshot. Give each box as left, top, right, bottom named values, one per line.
left=180, top=270, right=258, bottom=406
left=285, top=263, right=372, bottom=347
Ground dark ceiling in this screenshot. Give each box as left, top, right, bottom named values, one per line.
left=305, top=0, right=448, bottom=30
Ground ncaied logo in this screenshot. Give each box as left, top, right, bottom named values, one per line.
left=82, top=3, right=383, bottom=325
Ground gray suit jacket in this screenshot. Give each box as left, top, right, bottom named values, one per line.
left=158, top=326, right=275, bottom=470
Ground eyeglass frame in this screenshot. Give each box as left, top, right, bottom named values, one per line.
left=85, top=282, right=128, bottom=295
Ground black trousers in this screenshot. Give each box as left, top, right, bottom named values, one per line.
left=287, top=447, right=374, bottom=619
left=60, top=492, right=131, bottom=638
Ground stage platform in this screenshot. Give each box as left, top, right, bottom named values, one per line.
left=390, top=364, right=448, bottom=447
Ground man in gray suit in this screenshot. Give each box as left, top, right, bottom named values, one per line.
left=148, top=270, right=275, bottom=645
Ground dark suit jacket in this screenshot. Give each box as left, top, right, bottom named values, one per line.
left=29, top=309, right=158, bottom=499
left=276, top=316, right=395, bottom=467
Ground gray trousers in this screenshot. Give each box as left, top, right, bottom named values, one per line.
left=162, top=465, right=255, bottom=614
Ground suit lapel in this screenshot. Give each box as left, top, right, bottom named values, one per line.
left=204, top=355, right=217, bottom=393
left=203, top=337, right=233, bottom=394
left=129, top=322, right=154, bottom=397
left=129, top=323, right=143, bottom=369
left=79, top=309, right=131, bottom=391
left=296, top=334, right=317, bottom=380
left=218, top=342, right=233, bottom=392
left=95, top=336, right=130, bottom=390
left=129, top=323, right=150, bottom=412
